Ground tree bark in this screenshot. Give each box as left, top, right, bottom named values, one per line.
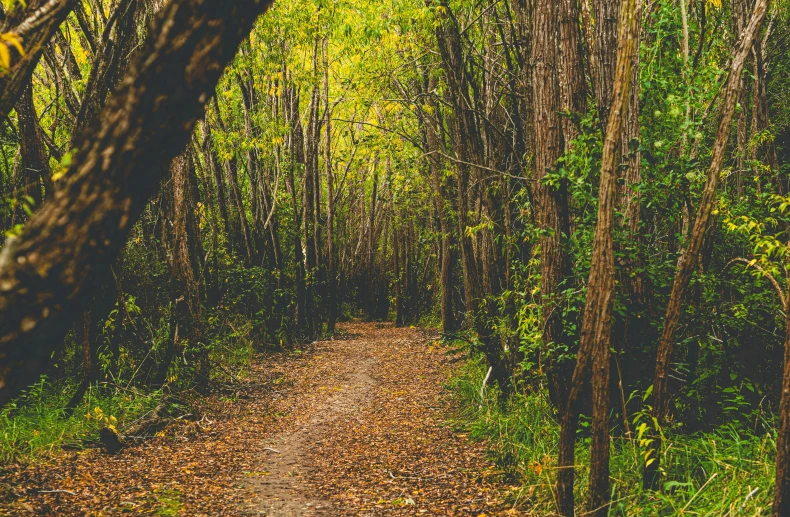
left=13, top=83, right=51, bottom=223
left=592, top=0, right=619, bottom=129
left=0, top=0, right=275, bottom=406
left=643, top=0, right=768, bottom=489
left=0, top=0, right=77, bottom=119
left=774, top=292, right=790, bottom=515
left=556, top=0, right=639, bottom=513
left=323, top=38, right=337, bottom=333
left=170, top=150, right=207, bottom=388
left=558, top=0, right=586, bottom=144
left=531, top=0, right=573, bottom=408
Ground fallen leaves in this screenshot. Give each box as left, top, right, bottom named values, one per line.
left=0, top=322, right=519, bottom=516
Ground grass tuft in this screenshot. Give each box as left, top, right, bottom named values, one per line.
left=449, top=357, right=776, bottom=515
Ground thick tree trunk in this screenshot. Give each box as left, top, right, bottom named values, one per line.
left=592, top=0, right=619, bottom=129
left=0, top=0, right=275, bottom=406
left=531, top=0, right=573, bottom=408
left=558, top=0, right=586, bottom=144
left=170, top=151, right=207, bottom=388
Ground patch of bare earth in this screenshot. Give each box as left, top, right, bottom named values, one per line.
left=0, top=322, right=512, bottom=516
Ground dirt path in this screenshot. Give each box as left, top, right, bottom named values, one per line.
left=0, top=323, right=512, bottom=516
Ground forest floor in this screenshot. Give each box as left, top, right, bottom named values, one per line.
left=0, top=322, right=516, bottom=516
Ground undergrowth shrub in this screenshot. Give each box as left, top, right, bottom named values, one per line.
left=449, top=354, right=778, bottom=515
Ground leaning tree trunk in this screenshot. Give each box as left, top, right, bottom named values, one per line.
left=0, top=0, right=78, bottom=118
left=555, top=0, right=639, bottom=513
left=0, top=0, right=275, bottom=406
left=644, top=0, right=768, bottom=489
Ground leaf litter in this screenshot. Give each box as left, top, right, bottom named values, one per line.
left=0, top=322, right=517, bottom=516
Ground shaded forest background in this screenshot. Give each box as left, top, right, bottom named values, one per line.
left=0, top=0, right=789, bottom=514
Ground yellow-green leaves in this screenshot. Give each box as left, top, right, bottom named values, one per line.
left=0, top=33, right=24, bottom=70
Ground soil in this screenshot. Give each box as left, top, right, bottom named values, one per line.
left=0, top=322, right=514, bottom=516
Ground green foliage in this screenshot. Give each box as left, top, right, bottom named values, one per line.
left=450, top=358, right=777, bottom=515
left=0, top=377, right=163, bottom=463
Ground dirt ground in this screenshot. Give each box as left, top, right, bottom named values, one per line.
left=0, top=322, right=515, bottom=516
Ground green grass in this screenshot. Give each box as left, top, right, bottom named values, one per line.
left=0, top=377, right=164, bottom=464
left=152, top=487, right=184, bottom=516
left=448, top=357, right=776, bottom=515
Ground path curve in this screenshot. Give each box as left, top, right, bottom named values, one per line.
left=0, top=322, right=510, bottom=516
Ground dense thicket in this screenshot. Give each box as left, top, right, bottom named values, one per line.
left=1, top=0, right=790, bottom=514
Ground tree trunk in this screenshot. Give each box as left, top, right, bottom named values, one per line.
left=0, top=0, right=78, bottom=119
left=286, top=85, right=308, bottom=336
left=531, top=0, right=573, bottom=408
left=323, top=39, right=337, bottom=333
left=170, top=150, right=207, bottom=388
left=592, top=0, right=619, bottom=129
left=434, top=0, right=509, bottom=394
left=0, top=0, right=275, bottom=406
left=773, top=296, right=790, bottom=515
left=644, top=0, right=768, bottom=489
left=556, top=0, right=639, bottom=513
left=13, top=83, right=51, bottom=224
left=558, top=0, right=587, bottom=144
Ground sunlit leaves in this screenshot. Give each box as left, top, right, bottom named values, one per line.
left=0, top=33, right=23, bottom=70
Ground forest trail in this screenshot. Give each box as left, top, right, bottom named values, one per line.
left=1, top=323, right=512, bottom=516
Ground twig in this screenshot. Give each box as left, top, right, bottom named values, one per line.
left=682, top=472, right=718, bottom=511
left=480, top=367, right=493, bottom=402
left=262, top=447, right=280, bottom=454
left=37, top=489, right=77, bottom=495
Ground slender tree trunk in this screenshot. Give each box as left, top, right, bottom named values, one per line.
left=286, top=85, right=308, bottom=336
left=14, top=83, right=50, bottom=224
left=773, top=295, right=790, bottom=515
left=644, top=0, right=768, bottom=489
left=556, top=0, right=639, bottom=513
left=323, top=39, right=337, bottom=333
left=64, top=308, right=94, bottom=416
